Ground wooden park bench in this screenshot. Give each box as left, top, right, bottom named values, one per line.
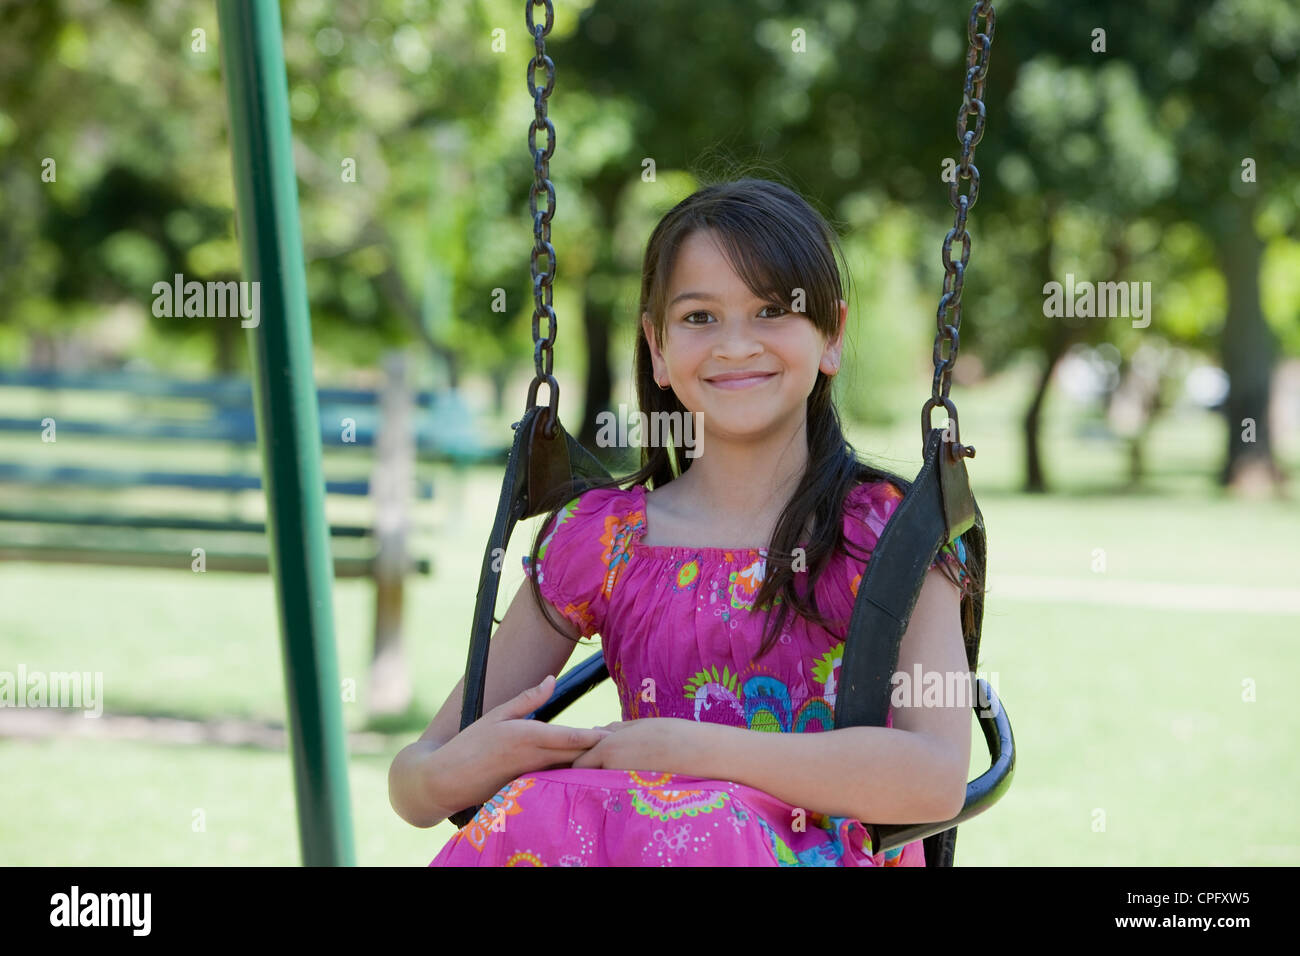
left=0, top=351, right=505, bottom=719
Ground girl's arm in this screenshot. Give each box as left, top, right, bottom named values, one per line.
left=388, top=582, right=599, bottom=827
left=688, top=567, right=972, bottom=823
left=586, top=567, right=972, bottom=824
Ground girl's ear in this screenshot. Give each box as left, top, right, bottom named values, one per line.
left=642, top=312, right=668, bottom=384
left=821, top=299, right=847, bottom=376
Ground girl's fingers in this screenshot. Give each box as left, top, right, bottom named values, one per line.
left=488, top=675, right=556, bottom=721
left=530, top=724, right=612, bottom=749
left=538, top=754, right=595, bottom=770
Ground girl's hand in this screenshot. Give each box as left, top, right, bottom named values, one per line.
left=569, top=717, right=699, bottom=773
left=428, top=676, right=615, bottom=809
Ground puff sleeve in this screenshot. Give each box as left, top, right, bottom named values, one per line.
left=817, top=480, right=972, bottom=639
left=854, top=480, right=971, bottom=590
left=519, top=487, right=642, bottom=639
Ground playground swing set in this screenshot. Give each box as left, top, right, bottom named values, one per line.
left=217, top=0, right=1014, bottom=867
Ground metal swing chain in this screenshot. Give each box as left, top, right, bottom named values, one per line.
left=525, top=0, right=560, bottom=439
left=923, top=0, right=995, bottom=460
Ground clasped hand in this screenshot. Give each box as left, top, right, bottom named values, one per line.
left=569, top=717, right=699, bottom=773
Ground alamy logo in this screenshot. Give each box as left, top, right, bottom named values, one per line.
left=151, top=273, right=260, bottom=328
left=594, top=404, right=704, bottom=458
left=1042, top=273, right=1152, bottom=328
left=890, top=665, right=1001, bottom=718
left=0, top=664, right=102, bottom=717
left=50, top=886, right=151, bottom=936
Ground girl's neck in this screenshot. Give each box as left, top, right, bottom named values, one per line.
left=665, top=417, right=809, bottom=526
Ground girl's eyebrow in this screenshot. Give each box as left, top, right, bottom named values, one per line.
left=668, top=291, right=718, bottom=307
left=668, top=291, right=780, bottom=308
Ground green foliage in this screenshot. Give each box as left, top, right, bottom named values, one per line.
left=0, top=0, right=1295, bottom=430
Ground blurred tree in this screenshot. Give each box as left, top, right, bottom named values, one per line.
left=549, top=0, right=1299, bottom=492
left=1, top=0, right=1295, bottom=499
left=1000, top=0, right=1300, bottom=493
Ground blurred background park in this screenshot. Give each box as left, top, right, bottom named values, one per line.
left=1, top=0, right=1298, bottom=866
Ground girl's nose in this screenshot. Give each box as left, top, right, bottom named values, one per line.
left=712, top=318, right=763, bottom=360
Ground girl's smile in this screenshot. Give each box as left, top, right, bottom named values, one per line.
left=704, top=370, right=780, bottom=390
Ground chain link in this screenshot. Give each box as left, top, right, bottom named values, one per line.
left=924, top=0, right=995, bottom=458
left=525, top=0, right=559, bottom=437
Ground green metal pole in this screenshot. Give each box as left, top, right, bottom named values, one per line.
left=217, top=0, right=356, bottom=866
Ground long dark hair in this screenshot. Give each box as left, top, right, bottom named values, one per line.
left=525, top=175, right=982, bottom=661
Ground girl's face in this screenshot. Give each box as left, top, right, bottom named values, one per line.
left=642, top=228, right=846, bottom=443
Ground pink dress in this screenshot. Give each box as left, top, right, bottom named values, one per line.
left=428, top=479, right=970, bottom=867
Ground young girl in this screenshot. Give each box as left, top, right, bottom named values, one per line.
left=389, top=177, right=980, bottom=867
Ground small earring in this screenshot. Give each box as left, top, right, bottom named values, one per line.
left=657, top=379, right=670, bottom=390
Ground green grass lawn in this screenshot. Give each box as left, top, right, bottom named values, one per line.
left=1, top=358, right=1297, bottom=865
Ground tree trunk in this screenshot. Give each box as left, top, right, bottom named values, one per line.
left=366, top=351, right=414, bottom=721
left=488, top=362, right=509, bottom=417
left=1022, top=322, right=1072, bottom=493
left=1022, top=209, right=1068, bottom=494
left=578, top=291, right=613, bottom=452
left=575, top=171, right=624, bottom=455
left=215, top=315, right=237, bottom=374
left=1212, top=196, right=1281, bottom=493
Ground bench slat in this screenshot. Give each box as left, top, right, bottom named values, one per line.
left=0, top=368, right=439, bottom=408
left=0, top=415, right=506, bottom=459
left=0, top=509, right=374, bottom=537
left=0, top=543, right=431, bottom=576
left=0, top=462, right=433, bottom=498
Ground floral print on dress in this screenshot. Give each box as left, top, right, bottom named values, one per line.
left=598, top=509, right=645, bottom=599
left=447, top=777, right=538, bottom=854
left=728, top=556, right=765, bottom=609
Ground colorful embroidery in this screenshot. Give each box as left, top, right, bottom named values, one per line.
left=793, top=696, right=834, bottom=732
left=562, top=600, right=596, bottom=636
left=743, top=674, right=792, bottom=733
left=598, top=509, right=645, bottom=599
left=628, top=784, right=729, bottom=822
left=456, top=777, right=538, bottom=853
left=755, top=817, right=839, bottom=867
left=683, top=665, right=743, bottom=723
left=648, top=822, right=696, bottom=859
left=811, top=645, right=842, bottom=702
left=627, top=770, right=673, bottom=788
left=536, top=498, right=581, bottom=565
left=673, top=558, right=700, bottom=592
left=707, top=579, right=733, bottom=627
left=728, top=557, right=765, bottom=609
left=681, top=665, right=838, bottom=732
left=505, top=851, right=545, bottom=866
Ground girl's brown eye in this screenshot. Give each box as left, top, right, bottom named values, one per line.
left=683, top=307, right=787, bottom=323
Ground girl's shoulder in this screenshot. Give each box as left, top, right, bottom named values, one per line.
left=536, top=483, right=646, bottom=556
left=522, top=484, right=647, bottom=639
left=547, top=482, right=646, bottom=535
